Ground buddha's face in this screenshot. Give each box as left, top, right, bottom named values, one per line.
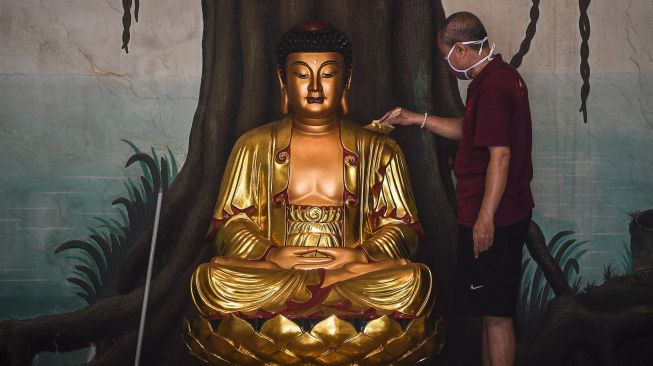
left=281, top=52, right=348, bottom=119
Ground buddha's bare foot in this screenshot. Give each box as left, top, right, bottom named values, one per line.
left=321, top=258, right=410, bottom=288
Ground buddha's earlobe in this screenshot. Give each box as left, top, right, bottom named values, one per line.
left=340, top=69, right=353, bottom=116
left=280, top=88, right=289, bottom=116
left=277, top=69, right=289, bottom=115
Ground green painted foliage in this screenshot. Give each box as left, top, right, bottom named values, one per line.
left=517, top=230, right=588, bottom=336
left=54, top=140, right=179, bottom=305
left=618, top=240, right=632, bottom=275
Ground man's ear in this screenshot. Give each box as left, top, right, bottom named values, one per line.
left=277, top=68, right=289, bottom=115
left=340, top=68, right=353, bottom=116
left=456, top=42, right=464, bottom=55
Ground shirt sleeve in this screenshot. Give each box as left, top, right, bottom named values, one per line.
left=473, top=80, right=513, bottom=147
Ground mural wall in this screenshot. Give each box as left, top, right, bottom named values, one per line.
left=1, top=0, right=651, bottom=365
left=0, top=1, right=200, bottom=363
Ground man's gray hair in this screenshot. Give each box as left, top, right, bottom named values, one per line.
left=437, top=12, right=488, bottom=51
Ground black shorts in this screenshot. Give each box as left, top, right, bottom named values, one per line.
left=453, top=212, right=531, bottom=317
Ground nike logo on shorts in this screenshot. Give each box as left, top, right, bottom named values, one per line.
left=470, top=284, right=484, bottom=290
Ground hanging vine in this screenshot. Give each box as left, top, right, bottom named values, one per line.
left=579, top=0, right=591, bottom=123
left=510, top=0, right=540, bottom=69
left=121, top=0, right=140, bottom=53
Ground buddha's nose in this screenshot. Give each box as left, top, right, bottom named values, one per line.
left=308, top=77, right=322, bottom=94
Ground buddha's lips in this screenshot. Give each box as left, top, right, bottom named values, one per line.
left=307, top=97, right=324, bottom=104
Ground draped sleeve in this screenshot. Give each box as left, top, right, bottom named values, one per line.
left=205, top=132, right=272, bottom=260
left=361, top=139, right=422, bottom=261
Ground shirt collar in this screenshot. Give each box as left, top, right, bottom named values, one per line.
left=468, top=53, right=503, bottom=91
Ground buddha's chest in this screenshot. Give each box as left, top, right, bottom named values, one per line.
left=287, top=133, right=344, bottom=206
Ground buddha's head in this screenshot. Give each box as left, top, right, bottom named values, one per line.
left=276, top=21, right=353, bottom=119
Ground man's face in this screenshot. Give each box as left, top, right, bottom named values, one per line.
left=283, top=52, right=346, bottom=119
left=437, top=37, right=472, bottom=70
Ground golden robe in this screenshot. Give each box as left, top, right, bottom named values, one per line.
left=191, top=116, right=434, bottom=319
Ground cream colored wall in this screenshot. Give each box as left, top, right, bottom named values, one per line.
left=0, top=0, right=202, bottom=76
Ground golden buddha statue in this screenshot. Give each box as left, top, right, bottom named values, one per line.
left=184, top=21, right=444, bottom=366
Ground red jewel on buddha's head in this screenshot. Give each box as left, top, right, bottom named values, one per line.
left=296, top=20, right=332, bottom=32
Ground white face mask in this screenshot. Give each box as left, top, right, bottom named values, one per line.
left=445, top=37, right=496, bottom=80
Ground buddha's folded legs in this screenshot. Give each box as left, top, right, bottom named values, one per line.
left=190, top=258, right=434, bottom=319
left=190, top=260, right=321, bottom=318
left=325, top=262, right=433, bottom=317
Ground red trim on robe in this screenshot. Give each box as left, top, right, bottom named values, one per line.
left=205, top=205, right=256, bottom=242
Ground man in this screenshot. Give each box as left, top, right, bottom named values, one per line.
left=379, top=11, right=534, bottom=366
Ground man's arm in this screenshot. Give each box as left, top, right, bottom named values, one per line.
left=379, top=107, right=463, bottom=140
left=422, top=115, right=464, bottom=141
left=473, top=146, right=511, bottom=258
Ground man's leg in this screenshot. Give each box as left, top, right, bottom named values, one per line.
left=481, top=321, right=492, bottom=366
left=480, top=213, right=531, bottom=365
left=483, top=316, right=515, bottom=366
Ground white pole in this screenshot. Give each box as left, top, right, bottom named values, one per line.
left=134, top=188, right=164, bottom=366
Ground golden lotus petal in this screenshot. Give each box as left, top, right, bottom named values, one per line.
left=265, top=350, right=303, bottom=365
left=391, top=341, right=425, bottom=366
left=204, top=351, right=232, bottom=366
left=193, top=340, right=232, bottom=366
left=404, top=317, right=427, bottom=339
left=285, top=332, right=329, bottom=360
left=394, top=333, right=437, bottom=366
left=206, top=334, right=237, bottom=359
left=229, top=347, right=264, bottom=366
left=259, top=315, right=303, bottom=348
left=313, top=350, right=354, bottom=366
left=335, top=332, right=381, bottom=361
left=384, top=317, right=428, bottom=357
left=240, top=331, right=283, bottom=362
left=194, top=317, right=215, bottom=343
left=363, top=315, right=403, bottom=345
left=384, top=332, right=417, bottom=358
left=433, top=316, right=446, bottom=345
left=358, top=348, right=397, bottom=365
left=310, top=315, right=358, bottom=349
left=215, top=315, right=255, bottom=348
left=421, top=333, right=438, bottom=355
left=186, top=315, right=443, bottom=365
left=181, top=330, right=210, bottom=363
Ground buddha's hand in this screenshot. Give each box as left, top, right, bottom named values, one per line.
left=266, top=246, right=334, bottom=269
left=294, top=247, right=368, bottom=270
left=211, top=256, right=282, bottom=270
left=378, top=107, right=421, bottom=126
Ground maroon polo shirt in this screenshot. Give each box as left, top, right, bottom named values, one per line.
left=454, top=54, right=534, bottom=228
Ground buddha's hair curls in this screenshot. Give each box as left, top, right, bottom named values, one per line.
left=276, top=21, right=353, bottom=81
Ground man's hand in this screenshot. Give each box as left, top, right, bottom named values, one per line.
left=378, top=107, right=421, bottom=126
left=377, top=106, right=464, bottom=140
left=473, top=214, right=495, bottom=259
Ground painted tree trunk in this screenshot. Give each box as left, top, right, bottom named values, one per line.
left=631, top=209, right=653, bottom=275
